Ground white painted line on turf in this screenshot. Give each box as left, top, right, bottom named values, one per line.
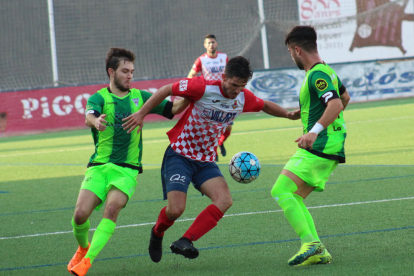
left=1, top=196, right=414, bottom=240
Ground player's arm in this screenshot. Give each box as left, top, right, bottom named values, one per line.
left=338, top=77, right=350, bottom=110
left=187, top=68, right=198, bottom=78
left=85, top=112, right=107, bottom=131
left=296, top=97, right=343, bottom=150
left=340, top=89, right=350, bottom=110
left=122, top=84, right=174, bottom=133
left=188, top=59, right=201, bottom=78
left=85, top=93, right=107, bottom=131
left=262, top=100, right=301, bottom=120
left=172, top=97, right=191, bottom=114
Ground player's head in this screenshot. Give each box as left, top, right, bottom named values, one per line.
left=106, top=47, right=136, bottom=91
left=221, top=56, right=253, bottom=99
left=284, top=25, right=318, bottom=70
left=204, top=34, right=218, bottom=56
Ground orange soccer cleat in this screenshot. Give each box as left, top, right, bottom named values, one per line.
left=70, top=257, right=92, bottom=276
left=67, top=243, right=90, bottom=272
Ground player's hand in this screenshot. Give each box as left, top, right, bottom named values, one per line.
left=295, top=132, right=317, bottom=149
left=95, top=114, right=107, bottom=131
left=287, top=109, right=301, bottom=120
left=122, top=112, right=144, bottom=134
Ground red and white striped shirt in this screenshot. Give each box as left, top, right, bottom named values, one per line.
left=192, top=52, right=228, bottom=81
left=168, top=76, right=264, bottom=162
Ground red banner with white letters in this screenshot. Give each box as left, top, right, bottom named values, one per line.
left=0, top=77, right=184, bottom=134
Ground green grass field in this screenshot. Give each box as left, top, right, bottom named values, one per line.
left=1, top=97, right=413, bottom=276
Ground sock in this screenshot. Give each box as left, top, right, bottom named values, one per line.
left=219, top=129, right=231, bottom=145
left=72, top=217, right=90, bottom=248
left=84, top=218, right=116, bottom=263
left=271, top=175, right=315, bottom=244
left=293, top=193, right=320, bottom=242
left=183, top=204, right=223, bottom=242
left=154, top=206, right=175, bottom=237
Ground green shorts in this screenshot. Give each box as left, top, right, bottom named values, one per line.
left=283, top=149, right=338, bottom=192
left=81, top=163, right=139, bottom=210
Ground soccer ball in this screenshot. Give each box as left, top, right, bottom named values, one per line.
left=229, top=151, right=261, bottom=184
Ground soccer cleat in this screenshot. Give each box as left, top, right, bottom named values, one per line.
left=148, top=226, right=163, bottom=263
left=288, top=241, right=325, bottom=266
left=170, top=237, right=199, bottom=259
left=215, top=154, right=219, bottom=162
left=67, top=243, right=90, bottom=272
left=296, top=248, right=332, bottom=266
left=219, top=144, right=227, bottom=157
left=70, top=257, right=91, bottom=276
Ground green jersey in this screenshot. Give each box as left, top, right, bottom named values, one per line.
left=299, top=63, right=347, bottom=163
left=85, top=87, right=174, bottom=172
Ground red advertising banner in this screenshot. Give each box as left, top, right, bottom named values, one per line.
left=0, top=77, right=184, bottom=135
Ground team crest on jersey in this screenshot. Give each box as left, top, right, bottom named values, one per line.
left=132, top=98, right=140, bottom=106
left=179, top=80, right=188, bottom=91
left=231, top=100, right=238, bottom=110
left=315, top=79, right=328, bottom=91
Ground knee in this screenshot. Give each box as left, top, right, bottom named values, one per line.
left=104, top=203, right=122, bottom=221
left=214, top=194, right=233, bottom=213
left=73, top=209, right=89, bottom=225
left=166, top=205, right=185, bottom=220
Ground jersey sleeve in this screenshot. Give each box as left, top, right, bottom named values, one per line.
left=242, top=89, right=265, bottom=112
left=85, top=92, right=105, bottom=116
left=171, top=76, right=205, bottom=101
left=309, top=71, right=339, bottom=106
left=141, top=90, right=174, bottom=119
left=192, top=57, right=202, bottom=73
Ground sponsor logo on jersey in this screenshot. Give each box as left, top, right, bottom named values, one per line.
left=132, top=98, right=140, bottom=106
left=221, top=104, right=230, bottom=108
left=231, top=100, right=238, bottom=110
left=208, top=66, right=225, bottom=73
left=210, top=110, right=237, bottom=123
left=315, top=79, right=328, bottom=91
left=106, top=102, right=117, bottom=105
left=179, top=80, right=188, bottom=91
left=212, top=100, right=220, bottom=103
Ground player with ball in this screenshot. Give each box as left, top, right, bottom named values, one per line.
left=123, top=56, right=300, bottom=262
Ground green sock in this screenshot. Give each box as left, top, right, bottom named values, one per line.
left=72, top=217, right=90, bottom=248
left=85, top=218, right=116, bottom=263
left=293, top=193, right=320, bottom=242
left=271, top=175, right=315, bottom=244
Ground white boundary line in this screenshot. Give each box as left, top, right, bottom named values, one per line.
left=2, top=196, right=413, bottom=240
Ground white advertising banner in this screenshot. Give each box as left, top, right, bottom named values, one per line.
left=246, top=59, right=414, bottom=108
left=297, top=0, right=414, bottom=63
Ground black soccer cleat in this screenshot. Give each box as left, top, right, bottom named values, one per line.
left=148, top=226, right=163, bottom=263
left=219, top=144, right=227, bottom=157
left=170, top=237, right=199, bottom=259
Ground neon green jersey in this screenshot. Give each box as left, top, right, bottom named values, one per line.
left=300, top=63, right=347, bottom=163
left=85, top=87, right=173, bottom=172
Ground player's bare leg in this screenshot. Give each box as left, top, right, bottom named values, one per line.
left=68, top=190, right=101, bottom=272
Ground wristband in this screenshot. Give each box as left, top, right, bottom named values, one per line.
left=309, top=122, right=324, bottom=135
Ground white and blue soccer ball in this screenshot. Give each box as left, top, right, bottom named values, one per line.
left=229, top=151, right=261, bottom=184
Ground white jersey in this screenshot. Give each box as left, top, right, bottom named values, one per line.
left=169, top=77, right=264, bottom=162
left=192, top=52, right=228, bottom=81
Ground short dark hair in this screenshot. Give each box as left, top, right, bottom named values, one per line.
left=105, top=48, right=136, bottom=77
left=204, top=34, right=216, bottom=41
left=284, top=25, right=318, bottom=53
left=225, top=56, right=253, bottom=80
